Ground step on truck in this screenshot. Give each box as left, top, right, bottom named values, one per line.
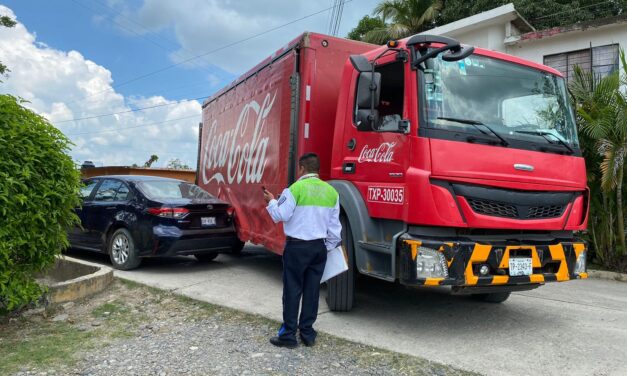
left=196, top=32, right=588, bottom=311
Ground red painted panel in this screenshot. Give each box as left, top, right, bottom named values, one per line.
left=430, top=138, right=587, bottom=189
left=198, top=50, right=295, bottom=253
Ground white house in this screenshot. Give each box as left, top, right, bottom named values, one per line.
left=421, top=3, right=627, bottom=82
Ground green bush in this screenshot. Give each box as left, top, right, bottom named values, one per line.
left=0, top=94, right=80, bottom=312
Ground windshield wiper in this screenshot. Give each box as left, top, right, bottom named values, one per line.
left=437, top=117, right=509, bottom=146
left=514, top=130, right=574, bottom=154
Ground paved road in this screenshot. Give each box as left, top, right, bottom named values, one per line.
left=67, top=246, right=627, bottom=376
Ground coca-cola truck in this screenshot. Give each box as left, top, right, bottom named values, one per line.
left=197, top=32, right=588, bottom=311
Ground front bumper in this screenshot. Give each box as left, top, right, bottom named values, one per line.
left=399, top=236, right=587, bottom=288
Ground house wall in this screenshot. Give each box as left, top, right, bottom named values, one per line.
left=431, top=17, right=627, bottom=67
left=447, top=24, right=508, bottom=52
left=506, top=22, right=627, bottom=64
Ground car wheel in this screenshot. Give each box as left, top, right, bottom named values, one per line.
left=108, top=228, right=141, bottom=270
left=326, top=215, right=355, bottom=312
left=231, top=239, right=245, bottom=255
left=195, top=253, right=219, bottom=262
left=471, top=292, right=511, bottom=303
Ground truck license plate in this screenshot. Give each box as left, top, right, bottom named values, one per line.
left=201, top=217, right=216, bottom=227
left=509, top=258, right=532, bottom=276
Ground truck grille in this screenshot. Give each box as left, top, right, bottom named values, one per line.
left=468, top=198, right=518, bottom=218
left=526, top=205, right=565, bottom=219
left=447, top=182, right=576, bottom=221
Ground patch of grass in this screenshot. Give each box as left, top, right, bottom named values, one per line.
left=91, top=300, right=129, bottom=319
left=0, top=322, right=98, bottom=375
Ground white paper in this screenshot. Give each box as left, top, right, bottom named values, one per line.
left=320, top=246, right=348, bottom=283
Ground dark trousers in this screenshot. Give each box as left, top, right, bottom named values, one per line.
left=278, top=239, right=327, bottom=344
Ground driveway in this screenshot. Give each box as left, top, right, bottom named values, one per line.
left=67, top=246, right=627, bottom=376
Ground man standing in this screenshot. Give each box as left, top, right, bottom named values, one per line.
left=263, top=153, right=341, bottom=348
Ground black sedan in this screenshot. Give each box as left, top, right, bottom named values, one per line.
left=69, top=175, right=243, bottom=270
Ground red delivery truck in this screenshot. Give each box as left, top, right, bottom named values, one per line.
left=197, top=32, right=588, bottom=311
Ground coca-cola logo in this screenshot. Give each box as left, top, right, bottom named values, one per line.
left=201, top=91, right=276, bottom=185
left=357, top=142, right=396, bottom=163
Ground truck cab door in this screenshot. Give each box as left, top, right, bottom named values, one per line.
left=339, top=59, right=410, bottom=219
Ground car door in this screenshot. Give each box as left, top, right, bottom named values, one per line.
left=89, top=178, right=127, bottom=250
left=68, top=178, right=100, bottom=249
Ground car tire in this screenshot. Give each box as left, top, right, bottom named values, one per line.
left=195, top=253, right=219, bottom=262
left=471, top=292, right=511, bottom=303
left=231, top=239, right=245, bottom=255
left=326, top=215, right=355, bottom=312
left=108, top=228, right=141, bottom=270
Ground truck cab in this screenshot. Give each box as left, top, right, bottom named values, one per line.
left=327, top=35, right=588, bottom=310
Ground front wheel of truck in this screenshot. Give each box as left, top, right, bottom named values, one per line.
left=471, top=292, right=511, bottom=303
left=326, top=215, right=355, bottom=312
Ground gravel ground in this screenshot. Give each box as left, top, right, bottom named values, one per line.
left=4, top=279, right=476, bottom=376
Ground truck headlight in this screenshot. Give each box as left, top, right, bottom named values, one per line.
left=415, top=247, right=449, bottom=279
left=574, top=250, right=587, bottom=274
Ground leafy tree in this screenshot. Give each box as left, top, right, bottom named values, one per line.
left=143, top=154, right=159, bottom=168
left=0, top=95, right=81, bottom=312
left=437, top=0, right=626, bottom=30
left=363, top=0, right=443, bottom=44
left=0, top=16, right=16, bottom=81
left=166, top=158, right=191, bottom=170
left=347, top=15, right=386, bottom=41
left=570, top=51, right=627, bottom=264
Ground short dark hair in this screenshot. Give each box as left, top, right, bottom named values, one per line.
left=298, top=153, right=320, bottom=173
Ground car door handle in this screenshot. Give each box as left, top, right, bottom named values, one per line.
left=105, top=206, right=117, bottom=209
left=342, top=162, right=356, bottom=174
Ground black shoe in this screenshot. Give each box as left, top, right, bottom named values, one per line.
left=269, top=336, right=298, bottom=349
left=300, top=334, right=315, bottom=347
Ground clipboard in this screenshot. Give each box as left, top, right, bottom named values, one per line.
left=320, top=245, right=348, bottom=283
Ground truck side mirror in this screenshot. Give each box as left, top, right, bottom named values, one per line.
left=355, top=72, right=381, bottom=131
left=356, top=109, right=379, bottom=131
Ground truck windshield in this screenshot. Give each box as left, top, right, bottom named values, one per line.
left=422, top=53, right=579, bottom=151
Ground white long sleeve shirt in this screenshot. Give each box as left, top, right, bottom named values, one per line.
left=266, top=174, right=342, bottom=251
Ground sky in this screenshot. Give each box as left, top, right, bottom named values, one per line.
left=0, top=0, right=380, bottom=168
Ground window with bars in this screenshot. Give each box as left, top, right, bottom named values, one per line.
left=543, top=44, right=619, bottom=82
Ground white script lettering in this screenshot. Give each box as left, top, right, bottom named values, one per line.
left=357, top=142, right=396, bottom=163
left=201, top=92, right=276, bottom=185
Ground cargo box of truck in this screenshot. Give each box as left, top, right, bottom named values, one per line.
left=197, top=32, right=374, bottom=252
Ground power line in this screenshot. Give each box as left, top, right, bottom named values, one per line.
left=64, top=114, right=199, bottom=136
left=84, top=0, right=215, bottom=72
left=68, top=0, right=353, bottom=104
left=55, top=95, right=206, bottom=123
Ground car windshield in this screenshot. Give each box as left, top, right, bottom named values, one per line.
left=422, top=53, right=579, bottom=149
left=137, top=181, right=213, bottom=200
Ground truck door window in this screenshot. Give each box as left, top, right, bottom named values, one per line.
left=355, top=61, right=405, bottom=132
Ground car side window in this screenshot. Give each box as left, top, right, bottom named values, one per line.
left=80, top=180, right=98, bottom=200
left=93, top=179, right=123, bottom=202
left=115, top=183, right=131, bottom=201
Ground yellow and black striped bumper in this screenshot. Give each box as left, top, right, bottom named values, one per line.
left=399, top=237, right=587, bottom=287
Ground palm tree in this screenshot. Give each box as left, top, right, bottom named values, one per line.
left=143, top=154, right=159, bottom=168
left=570, top=51, right=627, bottom=255
left=364, top=0, right=444, bottom=44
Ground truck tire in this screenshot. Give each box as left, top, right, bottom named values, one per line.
left=326, top=215, right=355, bottom=312
left=108, top=228, right=141, bottom=270
left=472, top=292, right=511, bottom=303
